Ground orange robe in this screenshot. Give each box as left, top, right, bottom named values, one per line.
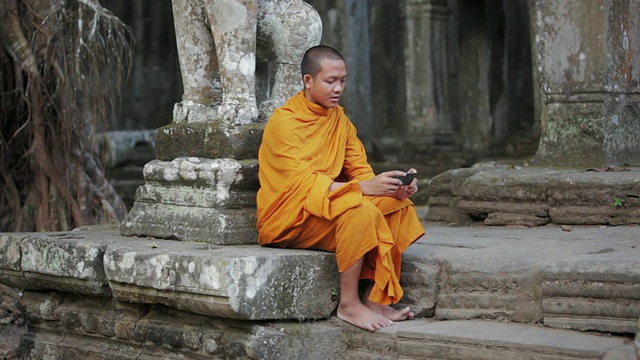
left=256, top=90, right=425, bottom=305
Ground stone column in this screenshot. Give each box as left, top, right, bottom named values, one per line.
left=403, top=0, right=455, bottom=160
left=531, top=0, right=640, bottom=167
left=344, top=0, right=374, bottom=151
left=120, top=1, right=322, bottom=245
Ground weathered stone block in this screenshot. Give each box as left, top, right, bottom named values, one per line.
left=543, top=298, right=640, bottom=320
left=459, top=169, right=556, bottom=202
left=397, top=261, right=438, bottom=317
left=0, top=234, right=27, bottom=289
left=427, top=168, right=558, bottom=225
left=534, top=102, right=607, bottom=168
left=542, top=263, right=640, bottom=334
left=245, top=320, right=346, bottom=360
left=546, top=170, right=640, bottom=225
left=549, top=205, right=640, bottom=225
left=155, top=122, right=263, bottom=161
left=0, top=232, right=115, bottom=296
left=104, top=239, right=339, bottom=320
left=120, top=202, right=258, bottom=244
left=0, top=234, right=22, bottom=271
left=531, top=0, right=640, bottom=167
left=120, top=157, right=260, bottom=244
left=436, top=292, right=518, bottom=320
left=142, top=158, right=259, bottom=191
left=547, top=171, right=640, bottom=205
left=426, top=167, right=640, bottom=226
left=426, top=195, right=453, bottom=208
left=19, top=286, right=347, bottom=359
left=426, top=167, right=488, bottom=197
left=483, top=212, right=550, bottom=227
left=435, top=265, right=542, bottom=323
left=460, top=201, right=548, bottom=217
left=542, top=279, right=640, bottom=300
left=542, top=316, right=638, bottom=336
left=20, top=290, right=67, bottom=323
left=425, top=177, right=452, bottom=197
left=134, top=185, right=256, bottom=209
left=396, top=320, right=629, bottom=360
left=425, top=196, right=470, bottom=224
left=534, top=100, right=640, bottom=169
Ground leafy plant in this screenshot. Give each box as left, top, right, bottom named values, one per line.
left=331, top=288, right=339, bottom=301
left=613, top=198, right=625, bottom=207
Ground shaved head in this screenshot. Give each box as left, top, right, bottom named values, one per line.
left=301, top=45, right=345, bottom=79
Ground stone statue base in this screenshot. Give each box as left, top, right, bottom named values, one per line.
left=155, top=118, right=263, bottom=161
left=120, top=157, right=259, bottom=245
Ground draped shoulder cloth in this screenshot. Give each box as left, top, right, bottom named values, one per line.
left=257, top=90, right=374, bottom=244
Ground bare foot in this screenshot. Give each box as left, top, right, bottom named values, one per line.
left=337, top=300, right=393, bottom=332
left=364, top=300, right=415, bottom=321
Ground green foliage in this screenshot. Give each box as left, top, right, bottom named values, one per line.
left=613, top=198, right=625, bottom=207
left=331, top=287, right=339, bottom=302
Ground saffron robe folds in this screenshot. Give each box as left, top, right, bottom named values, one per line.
left=256, top=91, right=424, bottom=305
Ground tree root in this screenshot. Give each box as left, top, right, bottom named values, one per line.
left=0, top=0, right=133, bottom=232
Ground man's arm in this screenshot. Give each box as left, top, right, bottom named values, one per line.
left=329, top=169, right=415, bottom=197
left=335, top=120, right=418, bottom=197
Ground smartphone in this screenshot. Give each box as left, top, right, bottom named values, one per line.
left=393, top=172, right=416, bottom=185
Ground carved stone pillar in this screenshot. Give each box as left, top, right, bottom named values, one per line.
left=403, top=0, right=454, bottom=160
left=120, top=1, right=322, bottom=244
left=531, top=1, right=640, bottom=167
left=344, top=0, right=374, bottom=151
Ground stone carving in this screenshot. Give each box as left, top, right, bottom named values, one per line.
left=122, top=2, right=323, bottom=243
left=171, top=0, right=323, bottom=126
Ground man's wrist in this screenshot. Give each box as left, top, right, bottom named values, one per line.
left=329, top=181, right=346, bottom=192
left=358, top=179, right=368, bottom=195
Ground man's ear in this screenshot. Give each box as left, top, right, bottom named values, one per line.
left=303, top=74, right=313, bottom=89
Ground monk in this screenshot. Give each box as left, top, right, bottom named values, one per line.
left=256, top=45, right=425, bottom=331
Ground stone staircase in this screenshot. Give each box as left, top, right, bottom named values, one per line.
left=343, top=320, right=635, bottom=360
left=1, top=220, right=639, bottom=359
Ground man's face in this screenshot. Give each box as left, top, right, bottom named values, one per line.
left=303, top=59, right=347, bottom=109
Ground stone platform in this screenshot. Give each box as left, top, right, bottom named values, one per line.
left=344, top=319, right=635, bottom=360
left=1, top=210, right=639, bottom=358
left=426, top=166, right=640, bottom=227
left=0, top=230, right=338, bottom=321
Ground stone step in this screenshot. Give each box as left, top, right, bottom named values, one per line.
left=426, top=167, right=640, bottom=226
left=2, top=223, right=640, bottom=331
left=0, top=230, right=339, bottom=320
left=12, top=289, right=638, bottom=360
left=401, top=224, right=640, bottom=334
left=345, top=320, right=636, bottom=360
left=3, top=222, right=640, bottom=359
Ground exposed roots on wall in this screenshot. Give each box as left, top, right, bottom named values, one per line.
left=0, top=0, right=133, bottom=231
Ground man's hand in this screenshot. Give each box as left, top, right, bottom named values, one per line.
left=392, top=168, right=418, bottom=199
left=360, top=169, right=418, bottom=198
